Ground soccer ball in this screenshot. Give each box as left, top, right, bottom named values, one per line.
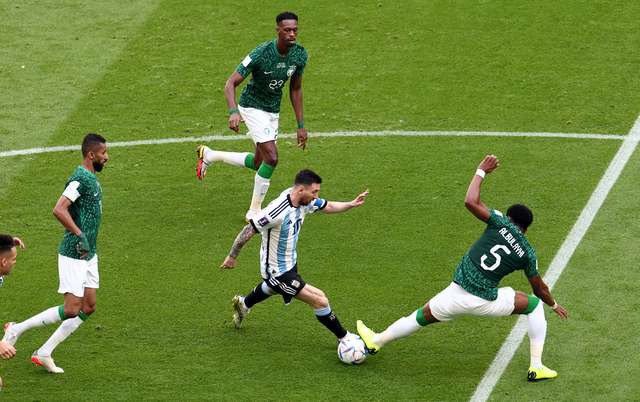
left=337, top=334, right=367, bottom=365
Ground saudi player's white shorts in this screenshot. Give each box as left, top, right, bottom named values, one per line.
left=57, top=254, right=99, bottom=298
left=239, top=105, right=279, bottom=144
left=428, top=282, right=515, bottom=321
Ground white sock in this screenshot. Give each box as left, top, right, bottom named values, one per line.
left=375, top=311, right=422, bottom=347
left=37, top=317, right=84, bottom=356
left=250, top=174, right=270, bottom=212
left=527, top=302, right=547, bottom=368
left=12, top=306, right=62, bottom=337
left=204, top=148, right=248, bottom=168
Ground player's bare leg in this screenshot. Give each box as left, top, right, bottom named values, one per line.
left=246, top=141, right=277, bottom=221
left=296, top=284, right=348, bottom=340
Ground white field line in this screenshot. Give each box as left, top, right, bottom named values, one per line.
left=0, top=130, right=624, bottom=158
left=470, top=115, right=640, bottom=402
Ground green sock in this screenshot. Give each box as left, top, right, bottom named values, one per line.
left=415, top=308, right=430, bottom=327
left=58, top=305, right=66, bottom=320
left=523, top=295, right=541, bottom=314
left=244, top=154, right=257, bottom=170
left=257, top=162, right=275, bottom=179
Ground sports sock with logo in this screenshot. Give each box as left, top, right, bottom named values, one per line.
left=314, top=306, right=347, bottom=339
left=9, top=305, right=66, bottom=338
left=243, top=282, right=274, bottom=308
left=375, top=309, right=425, bottom=347
left=203, top=148, right=251, bottom=168
left=37, top=311, right=89, bottom=356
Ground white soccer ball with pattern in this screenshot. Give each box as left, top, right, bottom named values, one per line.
left=337, top=334, right=367, bottom=365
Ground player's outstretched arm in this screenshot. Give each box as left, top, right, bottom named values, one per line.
left=464, top=155, right=499, bottom=222
left=224, top=71, right=245, bottom=133
left=322, top=190, right=369, bottom=214
left=528, top=275, right=569, bottom=319
left=220, top=224, right=257, bottom=269
left=289, top=74, right=307, bottom=150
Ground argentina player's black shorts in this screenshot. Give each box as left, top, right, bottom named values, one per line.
left=265, top=265, right=306, bottom=305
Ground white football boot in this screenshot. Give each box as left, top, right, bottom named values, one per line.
left=31, top=352, right=64, bottom=374
left=232, top=296, right=250, bottom=329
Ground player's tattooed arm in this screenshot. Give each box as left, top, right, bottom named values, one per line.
left=220, top=224, right=256, bottom=269
left=229, top=224, right=256, bottom=258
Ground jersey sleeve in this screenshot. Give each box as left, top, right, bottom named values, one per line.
left=293, top=49, right=308, bottom=77
left=235, top=46, right=264, bottom=78
left=249, top=200, right=286, bottom=233
left=305, top=198, right=327, bottom=214
left=62, top=180, right=81, bottom=202
left=486, top=209, right=508, bottom=228
left=524, top=250, right=540, bottom=278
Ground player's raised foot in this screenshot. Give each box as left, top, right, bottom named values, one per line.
left=245, top=209, right=259, bottom=223
left=31, top=352, right=64, bottom=374
left=196, top=145, right=211, bottom=180
left=232, top=295, right=250, bottom=329
left=2, top=322, right=19, bottom=346
left=527, top=365, right=557, bottom=381
left=356, top=320, right=380, bottom=354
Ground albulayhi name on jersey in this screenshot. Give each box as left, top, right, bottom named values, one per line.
left=498, top=227, right=526, bottom=258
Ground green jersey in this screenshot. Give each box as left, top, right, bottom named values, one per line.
left=58, top=166, right=103, bottom=260
left=453, top=209, right=538, bottom=300
left=236, top=39, right=307, bottom=113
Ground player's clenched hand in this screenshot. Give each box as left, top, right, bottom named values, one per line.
left=220, top=256, right=237, bottom=269
left=0, top=341, right=16, bottom=359
left=296, top=128, right=308, bottom=150
left=13, top=237, right=26, bottom=249
left=478, top=155, right=500, bottom=174
left=552, top=304, right=568, bottom=319
left=350, top=189, right=369, bottom=207
left=229, top=113, right=242, bottom=133
left=76, top=232, right=90, bottom=260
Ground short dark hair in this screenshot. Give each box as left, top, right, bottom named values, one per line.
left=294, top=169, right=322, bottom=186
left=507, top=204, right=533, bottom=231
left=81, top=133, right=107, bottom=157
left=276, top=11, right=298, bottom=24
left=0, top=234, right=15, bottom=253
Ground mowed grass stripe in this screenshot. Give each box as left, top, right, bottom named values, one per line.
left=0, top=1, right=160, bottom=194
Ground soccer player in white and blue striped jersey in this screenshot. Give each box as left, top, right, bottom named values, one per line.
left=220, top=169, right=368, bottom=342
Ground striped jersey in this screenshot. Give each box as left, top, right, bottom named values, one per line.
left=249, top=188, right=327, bottom=279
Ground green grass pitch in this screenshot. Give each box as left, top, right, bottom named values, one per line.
left=1, top=1, right=640, bottom=400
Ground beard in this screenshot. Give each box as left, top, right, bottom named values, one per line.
left=93, top=160, right=105, bottom=172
